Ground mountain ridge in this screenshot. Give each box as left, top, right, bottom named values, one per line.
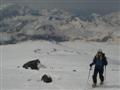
left=0, top=4, right=120, bottom=44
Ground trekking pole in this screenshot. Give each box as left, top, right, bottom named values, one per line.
left=84, top=67, right=92, bottom=90
left=104, top=66, right=106, bottom=81
left=87, top=67, right=92, bottom=83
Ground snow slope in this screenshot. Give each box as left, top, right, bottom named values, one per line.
left=0, top=40, right=120, bottom=90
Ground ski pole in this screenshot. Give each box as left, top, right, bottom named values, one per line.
left=87, top=67, right=92, bottom=83
left=104, top=66, right=106, bottom=81
left=84, top=67, right=92, bottom=90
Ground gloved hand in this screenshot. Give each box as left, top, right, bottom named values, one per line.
left=89, top=64, right=92, bottom=67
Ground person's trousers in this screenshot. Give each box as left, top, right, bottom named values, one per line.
left=92, top=67, right=104, bottom=84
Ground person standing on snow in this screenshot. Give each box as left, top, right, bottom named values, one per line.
left=89, top=49, right=108, bottom=87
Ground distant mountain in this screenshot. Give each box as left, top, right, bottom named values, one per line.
left=0, top=4, right=40, bottom=21
left=0, top=4, right=120, bottom=44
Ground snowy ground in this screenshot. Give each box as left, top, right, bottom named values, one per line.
left=0, top=40, right=120, bottom=90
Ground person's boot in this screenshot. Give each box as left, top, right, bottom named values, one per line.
left=92, top=83, right=96, bottom=88
left=100, top=81, right=104, bottom=85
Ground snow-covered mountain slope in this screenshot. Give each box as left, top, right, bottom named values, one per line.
left=0, top=40, right=120, bottom=90
left=0, top=4, right=120, bottom=44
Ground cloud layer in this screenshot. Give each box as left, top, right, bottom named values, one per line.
left=3, top=0, right=120, bottom=15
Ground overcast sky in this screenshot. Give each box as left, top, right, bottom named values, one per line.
left=2, top=0, right=120, bottom=16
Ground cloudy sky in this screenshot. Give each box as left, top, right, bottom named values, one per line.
left=2, top=0, right=120, bottom=16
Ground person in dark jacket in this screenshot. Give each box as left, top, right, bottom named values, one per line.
left=90, top=49, right=108, bottom=87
